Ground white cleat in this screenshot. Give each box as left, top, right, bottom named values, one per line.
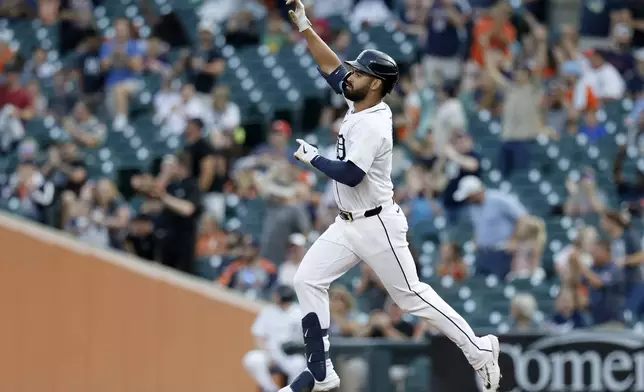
left=312, top=369, right=340, bottom=391
left=476, top=335, right=501, bottom=392
left=277, top=368, right=340, bottom=392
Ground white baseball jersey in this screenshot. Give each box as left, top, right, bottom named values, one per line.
left=333, top=99, right=394, bottom=212
left=251, top=303, right=303, bottom=348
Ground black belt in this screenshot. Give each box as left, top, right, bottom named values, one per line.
left=339, top=205, right=383, bottom=222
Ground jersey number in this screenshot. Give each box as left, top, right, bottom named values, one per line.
left=336, top=135, right=346, bottom=161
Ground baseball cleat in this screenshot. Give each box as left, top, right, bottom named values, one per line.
left=278, top=369, right=340, bottom=392
left=312, top=368, right=340, bottom=391
left=476, top=335, right=501, bottom=392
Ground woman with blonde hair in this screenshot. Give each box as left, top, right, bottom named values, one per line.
left=91, top=178, right=131, bottom=250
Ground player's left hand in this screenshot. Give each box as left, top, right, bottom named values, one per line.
left=294, top=138, right=319, bottom=165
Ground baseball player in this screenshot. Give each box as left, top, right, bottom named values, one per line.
left=280, top=1, right=501, bottom=391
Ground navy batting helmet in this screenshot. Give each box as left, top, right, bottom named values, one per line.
left=345, top=49, right=399, bottom=95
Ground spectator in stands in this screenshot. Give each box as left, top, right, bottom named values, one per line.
left=578, top=110, right=607, bottom=142
left=559, top=61, right=600, bottom=135
left=625, top=48, right=644, bottom=97
left=44, top=140, right=88, bottom=226
left=254, top=158, right=312, bottom=264
left=183, top=118, right=226, bottom=221
left=74, top=30, right=104, bottom=111
left=585, top=50, right=626, bottom=101
left=2, top=158, right=54, bottom=223
left=355, top=263, right=388, bottom=311
left=470, top=1, right=516, bottom=69
left=62, top=101, right=107, bottom=149
left=351, top=0, right=394, bottom=29
left=0, top=60, right=33, bottom=154
left=218, top=237, right=277, bottom=298
left=90, top=178, right=131, bottom=250
left=196, top=214, right=228, bottom=259
left=432, top=81, right=467, bottom=151
left=154, top=151, right=203, bottom=274
left=508, top=293, right=539, bottom=331
left=252, top=120, right=296, bottom=163
left=422, top=0, right=470, bottom=86
left=277, top=232, right=307, bottom=288
left=224, top=9, right=261, bottom=48
left=328, top=284, right=364, bottom=337
left=454, top=175, right=545, bottom=279
left=579, top=0, right=616, bottom=49
left=49, top=70, right=76, bottom=120
left=158, top=83, right=210, bottom=137
left=313, top=0, right=354, bottom=19
left=22, top=47, right=58, bottom=82
left=143, top=36, right=172, bottom=78
left=439, top=132, right=481, bottom=226
left=264, top=10, right=293, bottom=54
left=473, top=70, right=503, bottom=117
left=101, top=18, right=145, bottom=130
left=485, top=25, right=547, bottom=178
left=554, top=225, right=597, bottom=286
left=209, top=85, right=241, bottom=134
left=179, top=23, right=225, bottom=98
left=125, top=198, right=161, bottom=261
left=601, top=209, right=644, bottom=317
left=397, top=163, right=442, bottom=239
left=25, top=80, right=48, bottom=118
left=58, top=0, right=95, bottom=55
left=243, top=285, right=305, bottom=392
left=563, top=168, right=607, bottom=217
left=548, top=287, right=588, bottom=332
left=624, top=1, right=644, bottom=49
left=437, top=242, right=468, bottom=281
left=571, top=238, right=626, bottom=328
left=613, top=145, right=644, bottom=203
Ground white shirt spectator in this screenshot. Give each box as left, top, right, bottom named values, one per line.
left=314, top=0, right=354, bottom=19
left=154, top=91, right=210, bottom=136
left=589, top=62, right=625, bottom=100
left=433, top=98, right=467, bottom=149
left=208, top=101, right=241, bottom=133
left=351, top=0, right=394, bottom=29
left=252, top=303, right=303, bottom=350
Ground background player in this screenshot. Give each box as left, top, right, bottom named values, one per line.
left=280, top=0, right=501, bottom=391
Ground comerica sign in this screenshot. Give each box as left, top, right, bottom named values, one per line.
left=431, top=331, right=644, bottom=392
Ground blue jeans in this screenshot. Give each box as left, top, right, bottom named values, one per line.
left=498, top=141, right=533, bottom=179
left=475, top=248, right=513, bottom=280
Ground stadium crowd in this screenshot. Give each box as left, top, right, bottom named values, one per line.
left=3, top=0, right=644, bottom=390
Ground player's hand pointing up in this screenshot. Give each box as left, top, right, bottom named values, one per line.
left=286, top=0, right=311, bottom=32
left=294, top=139, right=319, bottom=165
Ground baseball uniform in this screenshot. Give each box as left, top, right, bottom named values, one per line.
left=292, top=68, right=495, bottom=373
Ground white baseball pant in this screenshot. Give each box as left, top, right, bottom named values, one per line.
left=243, top=349, right=307, bottom=391
left=292, top=201, right=494, bottom=369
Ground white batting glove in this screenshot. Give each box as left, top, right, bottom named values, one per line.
left=294, top=138, right=319, bottom=165
left=286, top=0, right=312, bottom=32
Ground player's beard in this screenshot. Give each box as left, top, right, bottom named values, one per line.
left=342, top=82, right=369, bottom=102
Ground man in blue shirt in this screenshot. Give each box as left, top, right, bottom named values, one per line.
left=572, top=238, right=626, bottom=328
left=100, top=18, right=145, bottom=130
left=423, top=0, right=470, bottom=85
left=454, top=175, right=545, bottom=279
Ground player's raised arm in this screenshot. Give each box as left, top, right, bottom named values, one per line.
left=287, top=0, right=347, bottom=94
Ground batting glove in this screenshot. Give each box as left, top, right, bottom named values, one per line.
left=286, top=0, right=312, bottom=32
left=294, top=139, right=319, bottom=165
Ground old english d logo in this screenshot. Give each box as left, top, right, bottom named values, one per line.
left=336, top=135, right=346, bottom=161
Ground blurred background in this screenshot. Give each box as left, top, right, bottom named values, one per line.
left=1, top=0, right=644, bottom=391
